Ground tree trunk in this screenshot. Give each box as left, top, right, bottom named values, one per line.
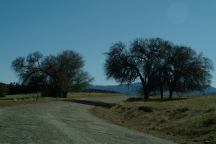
left=144, top=91, right=149, bottom=99
left=143, top=85, right=149, bottom=99
left=169, top=89, right=173, bottom=99
left=135, top=67, right=149, bottom=99
left=62, top=91, right=67, bottom=98
left=160, top=85, right=164, bottom=99
left=58, top=91, right=67, bottom=98
left=36, top=92, right=40, bottom=101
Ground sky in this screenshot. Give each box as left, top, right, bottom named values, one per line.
left=0, top=0, right=215, bottom=86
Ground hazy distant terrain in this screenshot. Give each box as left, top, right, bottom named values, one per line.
left=90, top=83, right=216, bottom=96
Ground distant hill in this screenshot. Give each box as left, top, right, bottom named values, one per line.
left=89, top=82, right=216, bottom=96
left=89, top=82, right=142, bottom=95
left=202, top=86, right=216, bottom=94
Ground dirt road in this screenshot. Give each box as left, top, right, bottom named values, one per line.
left=0, top=96, right=175, bottom=144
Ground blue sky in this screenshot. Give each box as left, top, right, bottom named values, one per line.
left=0, top=0, right=215, bottom=86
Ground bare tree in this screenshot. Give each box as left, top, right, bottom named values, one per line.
left=105, top=38, right=213, bottom=99
left=105, top=38, right=167, bottom=99
left=166, top=46, right=213, bottom=98
left=12, top=50, right=93, bottom=98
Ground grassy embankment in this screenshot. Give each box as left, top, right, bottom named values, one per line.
left=92, top=96, right=216, bottom=144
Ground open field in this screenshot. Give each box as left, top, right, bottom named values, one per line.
left=92, top=96, right=216, bottom=144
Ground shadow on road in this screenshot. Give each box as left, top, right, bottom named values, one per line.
left=63, top=99, right=115, bottom=108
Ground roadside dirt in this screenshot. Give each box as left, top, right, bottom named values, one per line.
left=0, top=96, right=175, bottom=144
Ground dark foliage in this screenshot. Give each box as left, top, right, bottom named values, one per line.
left=105, top=38, right=213, bottom=99
left=0, top=82, right=8, bottom=97
left=12, top=50, right=93, bottom=97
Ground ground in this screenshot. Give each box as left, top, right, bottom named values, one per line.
left=92, top=96, right=216, bottom=144
left=0, top=94, right=174, bottom=144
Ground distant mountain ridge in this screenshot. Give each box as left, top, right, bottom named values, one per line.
left=89, top=82, right=216, bottom=95
left=89, top=82, right=142, bottom=95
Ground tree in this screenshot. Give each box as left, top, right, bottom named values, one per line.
left=165, top=46, right=213, bottom=98
left=105, top=38, right=168, bottom=99
left=12, top=50, right=93, bottom=97
left=150, top=40, right=174, bottom=99
left=105, top=38, right=213, bottom=99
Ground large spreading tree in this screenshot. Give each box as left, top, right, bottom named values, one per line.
left=12, top=50, right=93, bottom=97
left=105, top=38, right=213, bottom=99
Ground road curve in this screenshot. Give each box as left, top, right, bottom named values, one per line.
left=0, top=96, right=175, bottom=144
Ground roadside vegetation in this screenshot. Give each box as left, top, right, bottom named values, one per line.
left=92, top=95, right=216, bottom=144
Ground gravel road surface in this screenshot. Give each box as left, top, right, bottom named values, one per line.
left=0, top=96, right=175, bottom=144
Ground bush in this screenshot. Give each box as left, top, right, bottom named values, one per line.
left=138, top=106, right=153, bottom=112
left=0, top=83, right=8, bottom=97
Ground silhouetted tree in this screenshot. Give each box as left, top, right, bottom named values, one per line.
left=7, top=83, right=28, bottom=95
left=150, top=40, right=173, bottom=99
left=105, top=38, right=213, bottom=99
left=166, top=46, right=213, bottom=98
left=105, top=38, right=168, bottom=99
left=12, top=50, right=93, bottom=97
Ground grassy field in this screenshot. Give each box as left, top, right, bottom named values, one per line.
left=0, top=94, right=55, bottom=108
left=0, top=92, right=122, bottom=108
left=92, top=96, right=216, bottom=144
left=66, top=92, right=122, bottom=99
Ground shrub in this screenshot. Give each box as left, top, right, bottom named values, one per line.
left=0, top=83, right=8, bottom=97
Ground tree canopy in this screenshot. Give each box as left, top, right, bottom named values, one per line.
left=105, top=38, right=213, bottom=99
left=12, top=50, right=93, bottom=97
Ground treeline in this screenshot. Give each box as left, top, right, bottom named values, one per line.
left=0, top=83, right=8, bottom=97
left=1, top=37, right=214, bottom=99
left=0, top=82, right=37, bottom=96
left=105, top=38, right=213, bottom=99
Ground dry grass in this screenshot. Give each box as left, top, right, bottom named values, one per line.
left=92, top=96, right=216, bottom=144
left=0, top=93, right=57, bottom=108
left=0, top=92, right=122, bottom=108
left=66, top=92, right=122, bottom=99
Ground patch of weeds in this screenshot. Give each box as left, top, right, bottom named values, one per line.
left=113, top=105, right=126, bottom=113
left=203, top=118, right=216, bottom=127
left=206, top=108, right=215, bottom=113
left=168, top=107, right=189, bottom=119
left=138, top=106, right=153, bottom=112
left=13, top=98, right=18, bottom=102
left=159, top=118, right=167, bottom=123
left=175, top=107, right=189, bottom=113
left=125, top=97, right=143, bottom=102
